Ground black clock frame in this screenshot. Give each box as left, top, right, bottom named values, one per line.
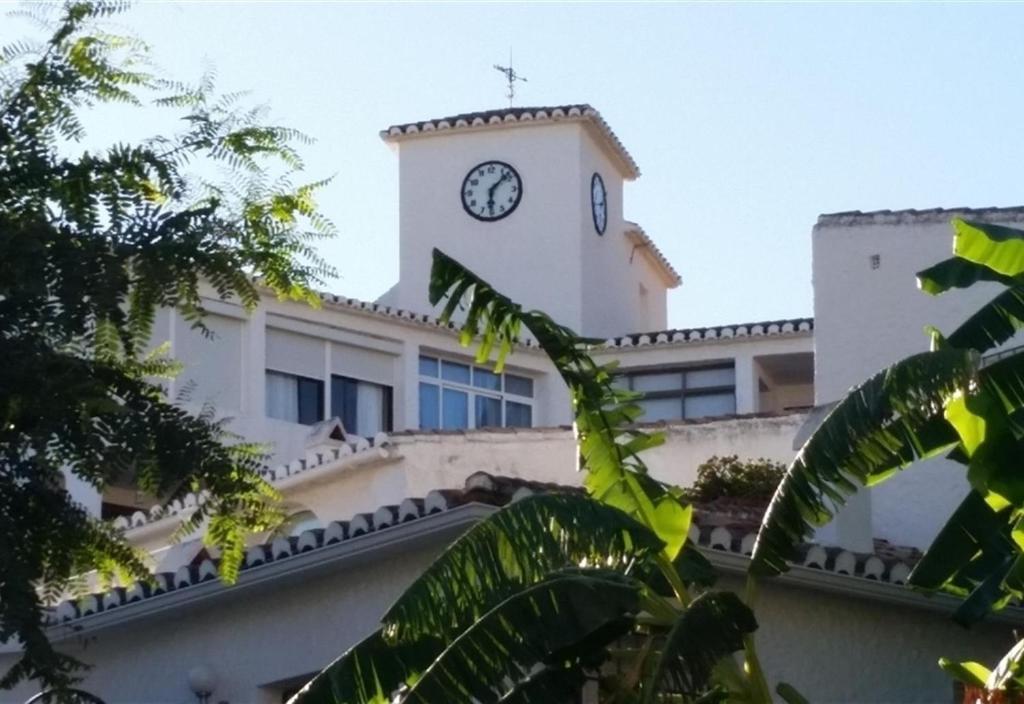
left=461, top=160, right=523, bottom=222
left=591, top=171, right=607, bottom=235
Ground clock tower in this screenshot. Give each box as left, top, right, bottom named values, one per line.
left=378, top=105, right=680, bottom=338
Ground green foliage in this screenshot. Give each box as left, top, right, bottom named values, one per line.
left=682, top=455, right=786, bottom=504
left=429, top=248, right=690, bottom=563
left=380, top=494, right=665, bottom=645
left=291, top=251, right=772, bottom=704
left=750, top=349, right=970, bottom=576
left=0, top=1, right=334, bottom=690
left=750, top=216, right=1024, bottom=691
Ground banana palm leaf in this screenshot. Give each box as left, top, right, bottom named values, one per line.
left=946, top=219, right=1024, bottom=279
left=640, top=591, right=758, bottom=704
left=917, top=220, right=1024, bottom=353
left=750, top=348, right=973, bottom=577
left=917, top=256, right=1018, bottom=296
left=429, top=248, right=691, bottom=560
left=288, top=629, right=444, bottom=704
left=382, top=494, right=664, bottom=644
left=401, top=570, right=643, bottom=703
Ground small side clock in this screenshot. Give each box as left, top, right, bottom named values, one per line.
left=461, top=161, right=522, bottom=222
left=591, top=172, right=607, bottom=235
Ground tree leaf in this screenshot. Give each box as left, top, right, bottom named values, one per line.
left=937, top=659, right=991, bottom=689
left=429, top=248, right=689, bottom=560
left=402, top=571, right=642, bottom=703
left=917, top=256, right=1019, bottom=296
left=381, top=494, right=663, bottom=645
left=950, top=218, right=1024, bottom=279
left=288, top=629, right=443, bottom=704
left=751, top=349, right=972, bottom=577
left=640, top=591, right=758, bottom=704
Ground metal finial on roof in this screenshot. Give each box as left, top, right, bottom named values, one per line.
left=493, top=48, right=527, bottom=106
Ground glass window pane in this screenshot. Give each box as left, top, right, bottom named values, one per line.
left=473, top=366, right=501, bottom=391
left=632, top=373, right=683, bottom=393
left=684, top=393, right=736, bottom=419
left=638, top=397, right=683, bottom=422
left=475, top=395, right=502, bottom=428
left=355, top=382, right=386, bottom=436
left=505, top=401, right=532, bottom=428
left=442, top=388, right=469, bottom=429
left=331, top=376, right=359, bottom=432
left=441, top=360, right=471, bottom=384
left=686, top=367, right=735, bottom=389
left=505, top=374, right=534, bottom=398
left=266, top=371, right=298, bottom=422
left=419, top=382, right=440, bottom=430
left=419, top=356, right=439, bottom=377
left=297, top=377, right=324, bottom=425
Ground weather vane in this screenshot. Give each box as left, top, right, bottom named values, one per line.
left=493, top=49, right=527, bottom=107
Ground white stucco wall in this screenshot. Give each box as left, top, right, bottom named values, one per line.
left=387, top=119, right=669, bottom=338
left=391, top=122, right=587, bottom=330
left=813, top=209, right=1024, bottom=551
left=255, top=414, right=807, bottom=538
left=577, top=130, right=670, bottom=336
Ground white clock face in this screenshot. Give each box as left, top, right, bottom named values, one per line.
left=591, top=172, right=607, bottom=235
left=461, top=161, right=522, bottom=222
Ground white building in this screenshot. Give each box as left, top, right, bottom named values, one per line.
left=3, top=106, right=1022, bottom=704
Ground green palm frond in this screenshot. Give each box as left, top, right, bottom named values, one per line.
left=288, top=629, right=444, bottom=704
left=750, top=348, right=973, bottom=577
left=429, top=248, right=691, bottom=561
left=947, top=219, right=1024, bottom=279
left=640, top=591, right=758, bottom=704
left=917, top=256, right=1018, bottom=296
left=402, top=570, right=643, bottom=703
left=381, top=494, right=664, bottom=644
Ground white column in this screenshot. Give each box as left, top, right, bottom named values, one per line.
left=399, top=339, right=420, bottom=431
left=733, top=352, right=759, bottom=415
left=242, top=307, right=267, bottom=419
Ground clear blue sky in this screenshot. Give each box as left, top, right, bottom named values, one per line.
left=6, top=1, right=1024, bottom=328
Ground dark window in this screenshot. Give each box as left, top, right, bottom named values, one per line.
left=297, top=376, right=324, bottom=425
left=330, top=376, right=393, bottom=436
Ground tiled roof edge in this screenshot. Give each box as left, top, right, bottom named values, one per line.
left=380, top=105, right=641, bottom=180
left=62, top=471, right=920, bottom=628
left=602, top=317, right=813, bottom=349
left=817, top=206, right=1024, bottom=227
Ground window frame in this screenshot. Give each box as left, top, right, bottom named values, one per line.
left=418, top=355, right=534, bottom=430
left=620, top=362, right=736, bottom=421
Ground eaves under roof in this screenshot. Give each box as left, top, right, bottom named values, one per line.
left=51, top=471, right=970, bottom=633
left=817, top=205, right=1024, bottom=227
left=380, top=104, right=641, bottom=181
left=625, top=222, right=681, bottom=288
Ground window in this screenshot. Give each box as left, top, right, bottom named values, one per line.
left=330, top=376, right=393, bottom=436
left=265, top=370, right=324, bottom=425
left=620, top=364, right=735, bottom=421
left=419, top=355, right=534, bottom=430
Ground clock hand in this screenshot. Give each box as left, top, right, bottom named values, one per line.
left=487, top=173, right=510, bottom=215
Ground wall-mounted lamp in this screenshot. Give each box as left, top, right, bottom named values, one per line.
left=187, top=665, right=217, bottom=704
